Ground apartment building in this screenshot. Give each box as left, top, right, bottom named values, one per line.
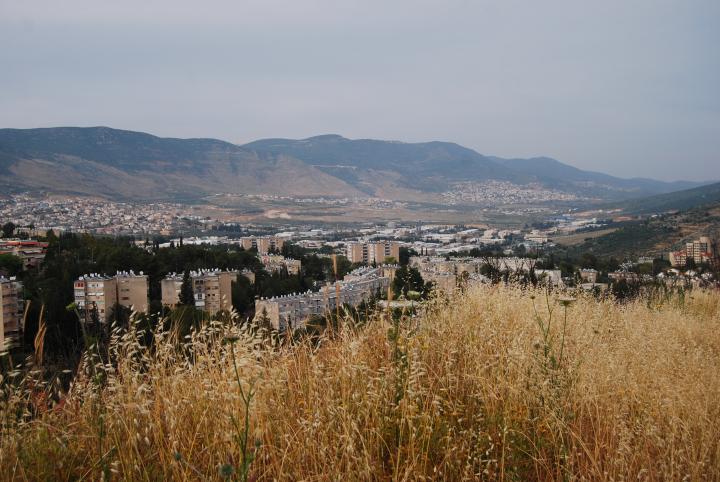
left=409, top=255, right=553, bottom=290
left=240, top=236, right=285, bottom=255
left=579, top=268, right=599, bottom=284
left=74, top=271, right=149, bottom=323
left=687, top=237, right=714, bottom=264
left=669, top=236, right=716, bottom=267
left=161, top=269, right=237, bottom=316
left=345, top=241, right=401, bottom=264
left=116, top=271, right=150, bottom=314
left=0, top=239, right=48, bottom=270
left=254, top=266, right=391, bottom=331
left=0, top=276, right=23, bottom=348
left=261, top=254, right=301, bottom=275
left=74, top=274, right=118, bottom=323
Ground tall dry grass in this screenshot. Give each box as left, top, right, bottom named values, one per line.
left=1, top=285, right=719, bottom=481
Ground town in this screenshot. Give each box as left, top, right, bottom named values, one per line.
left=2, top=211, right=718, bottom=348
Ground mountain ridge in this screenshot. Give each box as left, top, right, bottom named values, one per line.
left=0, top=126, right=708, bottom=204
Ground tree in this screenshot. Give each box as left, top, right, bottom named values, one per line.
left=179, top=270, right=195, bottom=306
left=1, top=222, right=16, bottom=238
left=392, top=265, right=426, bottom=298
left=0, top=253, right=23, bottom=277
left=399, top=247, right=416, bottom=266
left=231, top=277, right=254, bottom=317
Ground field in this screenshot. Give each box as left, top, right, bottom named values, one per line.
left=550, top=228, right=618, bottom=246
left=1, top=285, right=719, bottom=480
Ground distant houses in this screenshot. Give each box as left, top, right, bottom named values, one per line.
left=0, top=239, right=48, bottom=270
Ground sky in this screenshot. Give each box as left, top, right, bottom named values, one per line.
left=0, top=0, right=718, bottom=182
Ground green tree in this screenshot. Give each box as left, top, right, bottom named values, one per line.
left=0, top=253, right=23, bottom=276
left=392, top=265, right=426, bottom=298
left=179, top=270, right=195, bottom=306
left=1, top=222, right=16, bottom=238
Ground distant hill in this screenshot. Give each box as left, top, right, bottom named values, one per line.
left=0, top=127, right=706, bottom=203
left=564, top=199, right=720, bottom=259
left=0, top=127, right=362, bottom=201
left=612, top=182, right=720, bottom=215
left=243, top=135, right=524, bottom=193
left=493, top=156, right=701, bottom=197
left=244, top=135, right=704, bottom=198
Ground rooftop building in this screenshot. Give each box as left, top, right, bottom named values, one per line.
left=74, top=271, right=149, bottom=323
left=240, top=236, right=285, bottom=255
left=161, top=269, right=237, bottom=316
left=346, top=241, right=400, bottom=265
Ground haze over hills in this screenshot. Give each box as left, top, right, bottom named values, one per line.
left=0, top=127, right=706, bottom=205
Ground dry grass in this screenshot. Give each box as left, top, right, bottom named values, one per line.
left=1, top=285, right=719, bottom=481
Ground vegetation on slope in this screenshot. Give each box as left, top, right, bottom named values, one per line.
left=612, top=181, right=720, bottom=215
left=566, top=203, right=720, bottom=259
left=1, top=285, right=718, bottom=480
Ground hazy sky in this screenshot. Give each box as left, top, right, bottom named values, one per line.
left=1, top=0, right=718, bottom=181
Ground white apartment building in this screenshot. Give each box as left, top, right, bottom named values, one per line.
left=254, top=266, right=392, bottom=331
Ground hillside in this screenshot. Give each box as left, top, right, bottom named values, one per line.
left=244, top=135, right=703, bottom=198
left=613, top=181, right=720, bottom=215
left=564, top=200, right=720, bottom=259
left=494, top=156, right=701, bottom=197
left=0, top=127, right=705, bottom=204
left=0, top=127, right=362, bottom=201
left=2, top=286, right=718, bottom=479
left=243, top=135, right=524, bottom=194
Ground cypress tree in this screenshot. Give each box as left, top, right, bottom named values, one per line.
left=179, top=270, right=195, bottom=306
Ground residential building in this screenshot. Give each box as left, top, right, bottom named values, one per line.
left=261, top=254, right=302, bottom=275
left=74, top=274, right=118, bottom=323
left=535, top=269, right=564, bottom=287
left=74, top=271, right=149, bottom=323
left=0, top=240, right=48, bottom=270
left=240, top=236, right=285, bottom=255
left=669, top=250, right=687, bottom=268
left=669, top=236, right=715, bottom=267
left=115, top=271, right=150, bottom=314
left=161, top=269, right=238, bottom=316
left=608, top=271, right=640, bottom=283
left=254, top=266, right=391, bottom=331
left=0, top=276, right=23, bottom=348
left=345, top=241, right=400, bottom=264
left=687, top=236, right=714, bottom=264
left=579, top=269, right=598, bottom=284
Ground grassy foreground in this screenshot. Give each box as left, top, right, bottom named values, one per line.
left=1, top=286, right=719, bottom=481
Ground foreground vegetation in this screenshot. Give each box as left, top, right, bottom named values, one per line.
left=1, top=285, right=719, bottom=480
